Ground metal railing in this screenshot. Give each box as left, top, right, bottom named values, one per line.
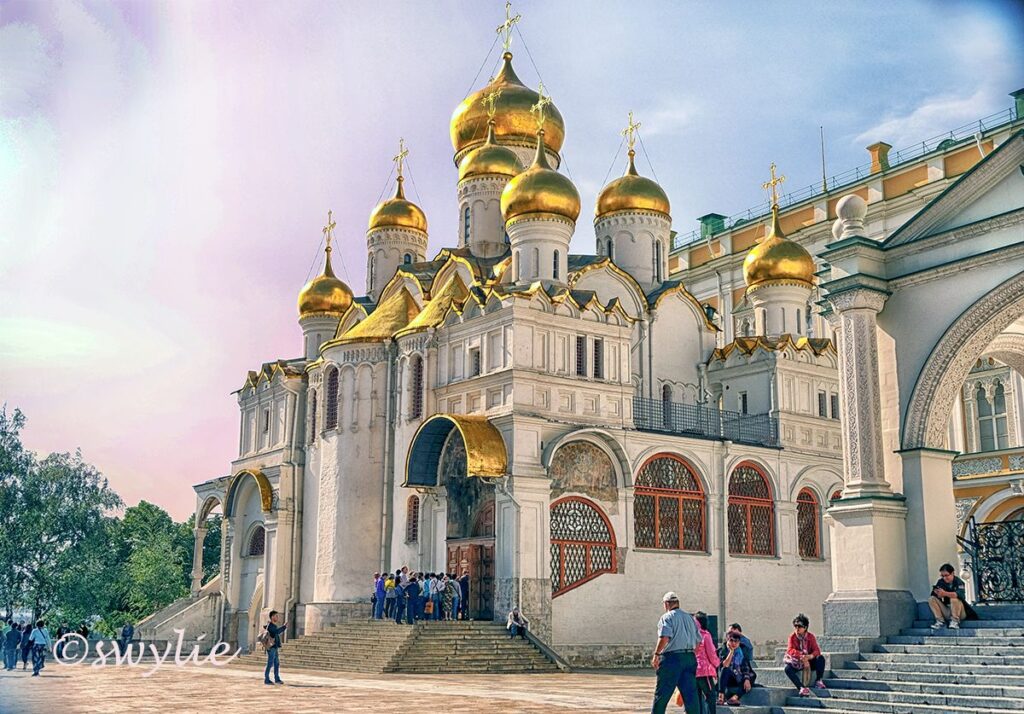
left=958, top=517, right=1024, bottom=603
left=672, top=106, right=1020, bottom=251
left=632, top=397, right=780, bottom=448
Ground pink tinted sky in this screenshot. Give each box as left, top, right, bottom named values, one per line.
left=1, top=1, right=1021, bottom=521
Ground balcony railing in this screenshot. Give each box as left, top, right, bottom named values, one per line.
left=952, top=446, right=1024, bottom=479
left=632, top=397, right=780, bottom=448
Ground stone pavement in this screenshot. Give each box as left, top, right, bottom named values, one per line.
left=0, top=661, right=659, bottom=713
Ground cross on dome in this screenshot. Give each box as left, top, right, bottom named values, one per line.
left=530, top=83, right=552, bottom=131
left=481, top=87, right=503, bottom=120
left=322, top=209, right=336, bottom=252
left=496, top=1, right=521, bottom=53
left=762, top=162, right=786, bottom=208
left=622, top=111, right=641, bottom=152
left=393, top=138, right=409, bottom=180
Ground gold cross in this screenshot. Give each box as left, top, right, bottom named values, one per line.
left=495, top=1, right=521, bottom=53
left=482, top=87, right=503, bottom=119
left=322, top=209, right=336, bottom=251
left=530, top=82, right=552, bottom=131
left=393, top=138, right=409, bottom=179
left=762, top=162, right=786, bottom=207
left=622, top=111, right=641, bottom=151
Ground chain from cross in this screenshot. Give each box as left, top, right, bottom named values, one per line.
left=762, top=162, right=786, bottom=207
left=622, top=111, right=641, bottom=151
left=322, top=210, right=336, bottom=251
left=495, top=1, right=521, bottom=53
left=482, top=87, right=503, bottom=119
left=393, top=138, right=409, bottom=179
left=530, top=83, right=552, bottom=131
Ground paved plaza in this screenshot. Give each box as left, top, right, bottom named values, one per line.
left=0, top=661, right=658, bottom=713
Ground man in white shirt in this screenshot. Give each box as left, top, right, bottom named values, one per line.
left=29, top=620, right=52, bottom=677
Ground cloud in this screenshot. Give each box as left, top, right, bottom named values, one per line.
left=853, top=86, right=1010, bottom=150
left=639, top=98, right=703, bottom=138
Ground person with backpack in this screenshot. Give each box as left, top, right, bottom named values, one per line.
left=261, top=610, right=287, bottom=685
left=29, top=620, right=52, bottom=676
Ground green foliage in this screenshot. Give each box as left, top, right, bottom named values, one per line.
left=0, top=406, right=222, bottom=625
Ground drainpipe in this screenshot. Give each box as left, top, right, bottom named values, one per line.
left=717, top=441, right=729, bottom=640
left=282, top=387, right=305, bottom=637
left=379, top=340, right=398, bottom=572
left=495, top=475, right=523, bottom=613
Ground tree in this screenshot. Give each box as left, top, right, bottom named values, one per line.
left=0, top=406, right=32, bottom=615
left=126, top=532, right=187, bottom=617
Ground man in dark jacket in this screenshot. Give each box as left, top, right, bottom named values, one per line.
left=263, top=611, right=287, bottom=685
left=458, top=571, right=470, bottom=620
left=4, top=623, right=20, bottom=670
left=119, top=622, right=134, bottom=653
left=20, top=624, right=32, bottom=669
left=404, top=577, right=421, bottom=625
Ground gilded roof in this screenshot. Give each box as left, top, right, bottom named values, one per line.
left=404, top=413, right=508, bottom=485
left=710, top=334, right=835, bottom=362
left=501, top=130, right=580, bottom=223
left=368, top=177, right=428, bottom=233
left=396, top=273, right=470, bottom=337
left=458, top=121, right=524, bottom=181
left=333, top=287, right=420, bottom=344
left=743, top=205, right=815, bottom=290
left=595, top=150, right=670, bottom=219
left=298, top=247, right=354, bottom=317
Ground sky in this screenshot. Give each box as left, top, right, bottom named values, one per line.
left=1, top=0, right=1022, bottom=521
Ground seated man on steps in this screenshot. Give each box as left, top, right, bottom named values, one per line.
left=506, top=608, right=529, bottom=639
left=929, top=563, right=966, bottom=630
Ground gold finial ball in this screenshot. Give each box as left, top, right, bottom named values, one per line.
left=298, top=269, right=354, bottom=317
left=450, top=53, right=565, bottom=160
left=596, top=155, right=670, bottom=218
left=742, top=232, right=816, bottom=289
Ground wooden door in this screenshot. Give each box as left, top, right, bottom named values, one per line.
left=447, top=540, right=495, bottom=620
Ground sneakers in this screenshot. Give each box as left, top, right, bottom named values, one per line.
left=949, top=620, right=960, bottom=629
left=799, top=687, right=811, bottom=697
left=264, top=680, right=274, bottom=685
left=930, top=620, right=945, bottom=630
left=814, top=681, right=828, bottom=689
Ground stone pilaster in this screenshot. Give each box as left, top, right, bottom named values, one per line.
left=190, top=526, right=208, bottom=595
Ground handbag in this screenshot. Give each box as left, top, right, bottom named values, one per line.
left=424, top=600, right=434, bottom=615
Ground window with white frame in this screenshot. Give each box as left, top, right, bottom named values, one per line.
left=977, top=382, right=1009, bottom=451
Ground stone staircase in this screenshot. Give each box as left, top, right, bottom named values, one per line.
left=766, top=605, right=1024, bottom=714
left=234, top=619, right=558, bottom=675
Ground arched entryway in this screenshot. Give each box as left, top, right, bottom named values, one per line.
left=405, top=414, right=507, bottom=620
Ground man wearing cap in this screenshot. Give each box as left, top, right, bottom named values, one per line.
left=651, top=591, right=701, bottom=714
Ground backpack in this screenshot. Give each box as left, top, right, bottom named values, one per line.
left=257, top=627, right=273, bottom=651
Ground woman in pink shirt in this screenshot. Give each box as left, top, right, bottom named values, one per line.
left=784, top=613, right=827, bottom=696
left=678, top=611, right=721, bottom=712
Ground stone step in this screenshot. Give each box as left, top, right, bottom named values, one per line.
left=912, top=619, right=1024, bottom=629
left=827, top=676, right=1024, bottom=699
left=876, top=643, right=1021, bottom=655
left=832, top=668, right=1024, bottom=688
left=821, top=686, right=1024, bottom=710
left=887, top=634, right=1021, bottom=646
left=778, top=705, right=1013, bottom=714
left=899, top=627, right=1024, bottom=637
left=859, top=651, right=1024, bottom=665
left=845, top=660, right=1024, bottom=676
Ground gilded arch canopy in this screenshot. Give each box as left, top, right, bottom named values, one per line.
left=224, top=469, right=274, bottom=516
left=404, top=414, right=507, bottom=487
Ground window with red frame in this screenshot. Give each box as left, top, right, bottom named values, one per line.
left=727, top=463, right=775, bottom=556
left=797, top=488, right=821, bottom=559
left=550, top=497, right=616, bottom=597
left=247, top=525, right=266, bottom=557
left=406, top=495, right=420, bottom=543
left=830, top=489, right=842, bottom=501
left=634, top=455, right=706, bottom=552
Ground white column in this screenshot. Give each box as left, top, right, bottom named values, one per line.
left=899, top=448, right=958, bottom=599
left=191, top=526, right=208, bottom=595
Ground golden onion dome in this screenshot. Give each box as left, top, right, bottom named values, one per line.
left=743, top=205, right=816, bottom=290
left=298, top=245, right=354, bottom=317
left=458, top=120, right=524, bottom=181
left=500, top=130, right=580, bottom=223
left=450, top=52, right=565, bottom=160
left=595, top=149, right=671, bottom=219
left=368, top=176, right=428, bottom=233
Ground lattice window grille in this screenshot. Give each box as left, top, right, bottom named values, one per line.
left=728, top=463, right=775, bottom=556
left=325, top=368, right=339, bottom=430
left=550, top=497, right=616, bottom=597
left=247, top=526, right=266, bottom=557
left=634, top=456, right=706, bottom=552
left=797, top=488, right=821, bottom=559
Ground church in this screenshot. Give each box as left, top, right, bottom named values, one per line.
left=140, top=9, right=1024, bottom=667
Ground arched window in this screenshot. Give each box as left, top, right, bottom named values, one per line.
left=553, top=250, right=560, bottom=280
left=247, top=525, right=266, bottom=557
left=532, top=246, right=539, bottom=275
left=796, top=309, right=803, bottom=335
left=728, top=462, right=775, bottom=556
left=977, top=382, right=1009, bottom=451
left=607, top=238, right=614, bottom=261
left=308, top=389, right=318, bottom=443
left=463, top=205, right=471, bottom=244
left=655, top=240, right=662, bottom=282
left=410, top=355, right=424, bottom=419
left=830, top=489, right=843, bottom=501
left=324, top=367, right=339, bottom=430
left=797, top=488, right=821, bottom=559
left=406, top=495, right=420, bottom=543
left=634, top=455, right=706, bottom=552
left=661, top=385, right=674, bottom=429
left=403, top=253, right=412, bottom=265
left=513, top=250, right=519, bottom=282
left=550, top=497, right=616, bottom=597
left=368, top=253, right=375, bottom=291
